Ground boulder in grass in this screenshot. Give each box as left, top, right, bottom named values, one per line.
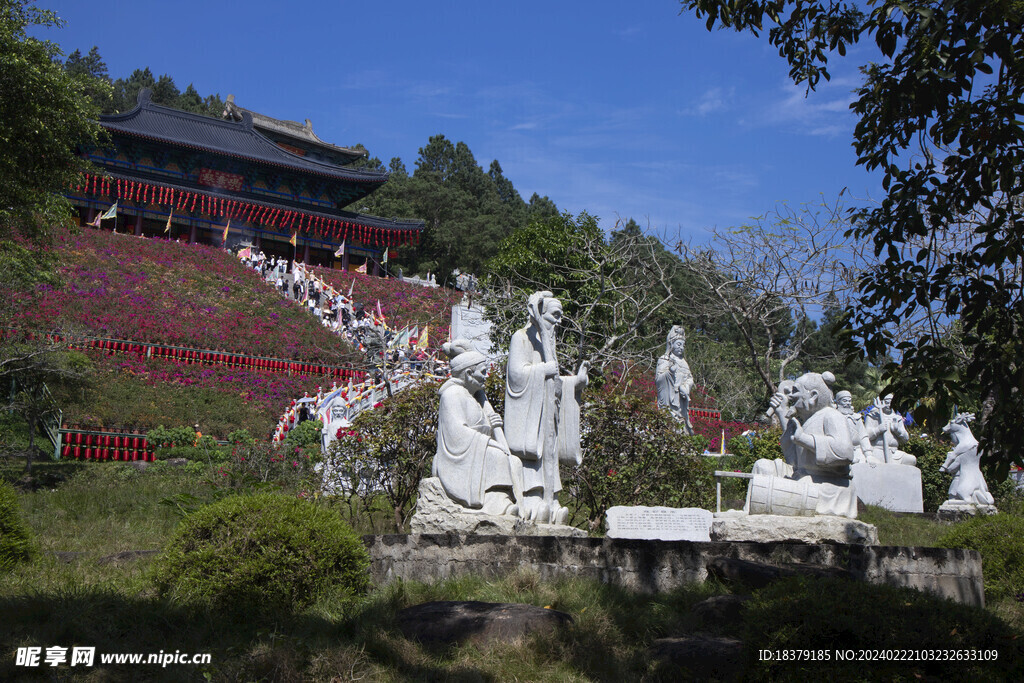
left=397, top=601, right=573, bottom=646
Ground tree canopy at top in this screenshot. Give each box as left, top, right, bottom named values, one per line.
left=0, top=0, right=104, bottom=279
left=680, top=0, right=1024, bottom=472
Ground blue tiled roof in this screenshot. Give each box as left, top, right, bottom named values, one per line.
left=101, top=90, right=387, bottom=186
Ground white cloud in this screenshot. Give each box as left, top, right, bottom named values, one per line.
left=680, top=87, right=733, bottom=116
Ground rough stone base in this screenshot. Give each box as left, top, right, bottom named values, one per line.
left=397, top=601, right=572, bottom=645
left=851, top=462, right=924, bottom=512
left=410, top=477, right=586, bottom=537
left=364, top=534, right=985, bottom=606
left=711, top=510, right=879, bottom=545
left=938, top=500, right=998, bottom=519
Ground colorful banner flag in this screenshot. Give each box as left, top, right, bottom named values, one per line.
left=164, top=208, right=173, bottom=233
left=415, top=325, right=429, bottom=351
left=290, top=232, right=297, bottom=247
left=91, top=201, right=117, bottom=226
left=334, top=240, right=346, bottom=258
left=222, top=219, right=231, bottom=245
left=355, top=262, right=367, bottom=274
left=382, top=248, right=389, bottom=264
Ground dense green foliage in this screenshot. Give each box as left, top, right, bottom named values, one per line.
left=904, top=431, right=956, bottom=512
left=325, top=381, right=439, bottom=532
left=154, top=493, right=369, bottom=612
left=681, top=0, right=1024, bottom=472
left=571, top=391, right=714, bottom=529
left=0, top=480, right=35, bottom=570
left=940, top=514, right=1024, bottom=601
left=0, top=1, right=104, bottom=288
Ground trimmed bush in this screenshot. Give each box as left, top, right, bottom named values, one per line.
left=0, top=481, right=36, bottom=570
left=154, top=493, right=369, bottom=611
left=939, top=514, right=1024, bottom=601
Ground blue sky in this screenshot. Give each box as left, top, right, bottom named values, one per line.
left=36, top=0, right=882, bottom=244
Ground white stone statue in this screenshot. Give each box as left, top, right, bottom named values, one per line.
left=863, top=394, right=917, bottom=466
left=836, top=390, right=872, bottom=463
left=750, top=371, right=859, bottom=518
left=505, top=291, right=589, bottom=525
left=433, top=340, right=523, bottom=516
left=939, top=412, right=996, bottom=511
left=655, top=325, right=694, bottom=434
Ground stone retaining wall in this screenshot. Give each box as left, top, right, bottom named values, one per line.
left=364, top=534, right=985, bottom=607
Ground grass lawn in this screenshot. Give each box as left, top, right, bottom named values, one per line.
left=2, top=462, right=1023, bottom=681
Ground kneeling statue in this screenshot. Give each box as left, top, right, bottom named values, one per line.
left=433, top=340, right=523, bottom=516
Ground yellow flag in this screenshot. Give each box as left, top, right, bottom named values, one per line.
left=289, top=232, right=297, bottom=247
left=164, top=208, right=173, bottom=233
left=222, top=219, right=231, bottom=245
left=415, top=325, right=429, bottom=351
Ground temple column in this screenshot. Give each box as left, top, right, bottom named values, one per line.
left=372, top=258, right=380, bottom=277
left=134, top=211, right=143, bottom=236
left=255, top=232, right=261, bottom=250
left=342, top=250, right=350, bottom=271
left=303, top=242, right=310, bottom=264
left=189, top=221, right=197, bottom=244
left=85, top=207, right=96, bottom=226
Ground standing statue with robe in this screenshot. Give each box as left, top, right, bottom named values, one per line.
left=504, top=291, right=589, bottom=525
left=655, top=325, right=694, bottom=434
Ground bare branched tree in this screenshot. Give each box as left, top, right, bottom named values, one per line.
left=482, top=213, right=683, bottom=386
left=675, top=197, right=864, bottom=402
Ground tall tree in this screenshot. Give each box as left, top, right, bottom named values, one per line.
left=0, top=0, right=105, bottom=273
left=680, top=0, right=1024, bottom=472
left=63, top=46, right=112, bottom=112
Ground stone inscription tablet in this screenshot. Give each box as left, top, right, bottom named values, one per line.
left=605, top=506, right=713, bottom=542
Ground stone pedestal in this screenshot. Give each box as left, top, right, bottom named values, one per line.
left=711, top=510, right=878, bottom=545
left=938, top=499, right=998, bottom=519
left=410, top=477, right=586, bottom=537
left=850, top=462, right=924, bottom=513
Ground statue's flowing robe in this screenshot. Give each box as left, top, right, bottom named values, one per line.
left=504, top=327, right=583, bottom=496
left=793, top=407, right=857, bottom=517
left=655, top=353, right=694, bottom=428
left=433, top=379, right=512, bottom=508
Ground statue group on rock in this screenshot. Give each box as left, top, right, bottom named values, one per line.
left=432, top=291, right=588, bottom=527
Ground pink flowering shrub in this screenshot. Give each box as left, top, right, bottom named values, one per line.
left=11, top=228, right=359, bottom=364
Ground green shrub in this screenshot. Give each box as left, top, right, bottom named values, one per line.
left=154, top=493, right=369, bottom=612
left=727, top=426, right=783, bottom=473
left=147, top=425, right=199, bottom=449
left=226, top=428, right=256, bottom=446
left=904, top=431, right=954, bottom=511
left=939, top=514, right=1024, bottom=601
left=0, top=480, right=36, bottom=570
left=283, top=418, right=324, bottom=452
left=571, top=391, right=714, bottom=530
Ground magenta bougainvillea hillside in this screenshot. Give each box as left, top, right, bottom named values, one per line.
left=11, top=229, right=356, bottom=363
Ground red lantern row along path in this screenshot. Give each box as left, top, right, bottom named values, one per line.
left=3, top=329, right=368, bottom=382
left=59, top=429, right=157, bottom=462
left=689, top=407, right=723, bottom=422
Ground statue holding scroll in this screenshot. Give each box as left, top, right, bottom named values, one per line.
left=505, top=291, right=589, bottom=525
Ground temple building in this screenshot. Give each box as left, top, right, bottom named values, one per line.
left=68, top=89, right=422, bottom=273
